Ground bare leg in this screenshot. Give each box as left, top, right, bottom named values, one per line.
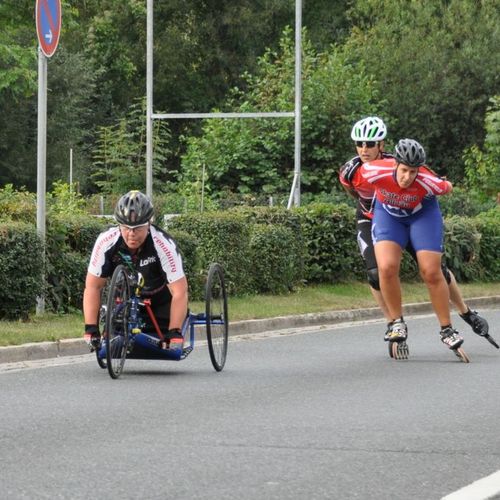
left=374, top=241, right=403, bottom=320
left=416, top=250, right=451, bottom=326
left=370, top=286, right=392, bottom=321
left=446, top=270, right=469, bottom=315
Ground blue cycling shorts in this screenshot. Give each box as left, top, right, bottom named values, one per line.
left=371, top=198, right=444, bottom=253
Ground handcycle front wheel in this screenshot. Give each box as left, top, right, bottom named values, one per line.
left=205, top=263, right=228, bottom=371
left=105, top=265, right=131, bottom=379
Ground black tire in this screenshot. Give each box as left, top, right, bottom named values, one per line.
left=105, top=265, right=131, bottom=379
left=205, top=263, right=228, bottom=371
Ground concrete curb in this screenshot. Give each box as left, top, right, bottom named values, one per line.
left=1, top=295, right=498, bottom=364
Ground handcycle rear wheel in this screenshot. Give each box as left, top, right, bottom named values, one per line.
left=105, top=265, right=131, bottom=379
left=205, top=263, right=228, bottom=371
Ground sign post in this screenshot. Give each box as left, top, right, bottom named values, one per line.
left=35, top=0, right=61, bottom=313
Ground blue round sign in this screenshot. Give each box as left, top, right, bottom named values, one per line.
left=36, top=0, right=62, bottom=57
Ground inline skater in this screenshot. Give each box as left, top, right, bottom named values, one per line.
left=83, top=190, right=188, bottom=351
left=360, top=139, right=465, bottom=357
left=339, top=117, right=494, bottom=349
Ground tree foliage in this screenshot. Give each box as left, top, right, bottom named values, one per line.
left=91, top=99, right=171, bottom=194
left=464, top=96, right=500, bottom=197
left=0, top=1, right=37, bottom=98
left=179, top=28, right=384, bottom=198
left=343, top=0, right=500, bottom=179
left=0, top=0, right=499, bottom=200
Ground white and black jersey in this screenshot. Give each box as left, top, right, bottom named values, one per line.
left=88, top=224, right=185, bottom=328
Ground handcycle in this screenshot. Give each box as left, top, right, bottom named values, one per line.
left=95, top=261, right=228, bottom=379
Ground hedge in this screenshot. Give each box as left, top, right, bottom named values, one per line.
left=0, top=204, right=498, bottom=320
left=0, top=221, right=44, bottom=319
left=295, top=202, right=363, bottom=283
left=167, top=211, right=253, bottom=298
left=249, top=223, right=300, bottom=293
left=473, top=207, right=500, bottom=280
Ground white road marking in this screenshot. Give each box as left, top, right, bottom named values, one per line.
left=441, top=470, right=500, bottom=500
left=0, top=354, right=93, bottom=374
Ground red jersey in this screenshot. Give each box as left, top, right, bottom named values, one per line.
left=358, top=158, right=452, bottom=217
left=339, top=153, right=394, bottom=219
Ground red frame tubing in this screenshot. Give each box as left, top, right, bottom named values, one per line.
left=142, top=299, right=165, bottom=340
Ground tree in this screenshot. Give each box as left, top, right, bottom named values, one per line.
left=0, top=1, right=37, bottom=99
left=0, top=1, right=38, bottom=187
left=178, top=28, right=384, bottom=199
left=343, top=0, right=500, bottom=180
left=91, top=99, right=171, bottom=195
left=464, top=96, right=500, bottom=198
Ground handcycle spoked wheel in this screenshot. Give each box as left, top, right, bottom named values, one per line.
left=205, top=263, right=228, bottom=371
left=105, top=265, right=131, bottom=379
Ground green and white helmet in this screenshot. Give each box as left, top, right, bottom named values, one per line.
left=351, top=116, right=387, bottom=141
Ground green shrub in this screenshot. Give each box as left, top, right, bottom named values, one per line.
left=0, top=221, right=44, bottom=319
left=45, top=214, right=109, bottom=312
left=167, top=211, right=252, bottom=296
left=61, top=214, right=110, bottom=254
left=439, top=187, right=496, bottom=217
left=249, top=223, right=299, bottom=293
left=46, top=250, right=88, bottom=313
left=295, top=203, right=364, bottom=283
left=443, top=215, right=482, bottom=282
left=474, top=207, right=500, bottom=280
left=232, top=206, right=305, bottom=285
left=167, top=228, right=202, bottom=300
left=0, top=185, right=36, bottom=223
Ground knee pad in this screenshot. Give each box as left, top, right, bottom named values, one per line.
left=367, top=267, right=381, bottom=291
left=441, top=263, right=451, bottom=285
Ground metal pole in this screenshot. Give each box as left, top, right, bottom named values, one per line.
left=36, top=47, right=47, bottom=314
left=293, top=0, right=302, bottom=207
left=200, top=163, right=205, bottom=212
left=69, top=147, right=73, bottom=189
left=146, top=0, right=153, bottom=198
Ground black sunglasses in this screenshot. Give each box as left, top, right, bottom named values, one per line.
left=355, top=141, right=378, bottom=148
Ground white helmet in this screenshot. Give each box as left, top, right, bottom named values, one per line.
left=351, top=116, right=387, bottom=141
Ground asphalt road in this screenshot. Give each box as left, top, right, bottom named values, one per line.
left=1, top=310, right=499, bottom=500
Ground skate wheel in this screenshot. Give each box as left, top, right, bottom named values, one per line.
left=454, top=347, right=470, bottom=363
left=391, top=341, right=409, bottom=360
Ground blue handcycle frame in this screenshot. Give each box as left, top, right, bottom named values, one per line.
left=96, top=261, right=228, bottom=378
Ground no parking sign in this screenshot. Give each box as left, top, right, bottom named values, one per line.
left=36, top=0, right=61, bottom=57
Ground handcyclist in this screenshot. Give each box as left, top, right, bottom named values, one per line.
left=339, top=117, right=491, bottom=344
left=359, top=138, right=463, bottom=349
left=83, top=190, right=188, bottom=351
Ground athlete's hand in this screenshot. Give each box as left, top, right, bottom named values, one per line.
left=84, top=324, right=100, bottom=350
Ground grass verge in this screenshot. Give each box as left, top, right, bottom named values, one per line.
left=0, top=281, right=498, bottom=347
